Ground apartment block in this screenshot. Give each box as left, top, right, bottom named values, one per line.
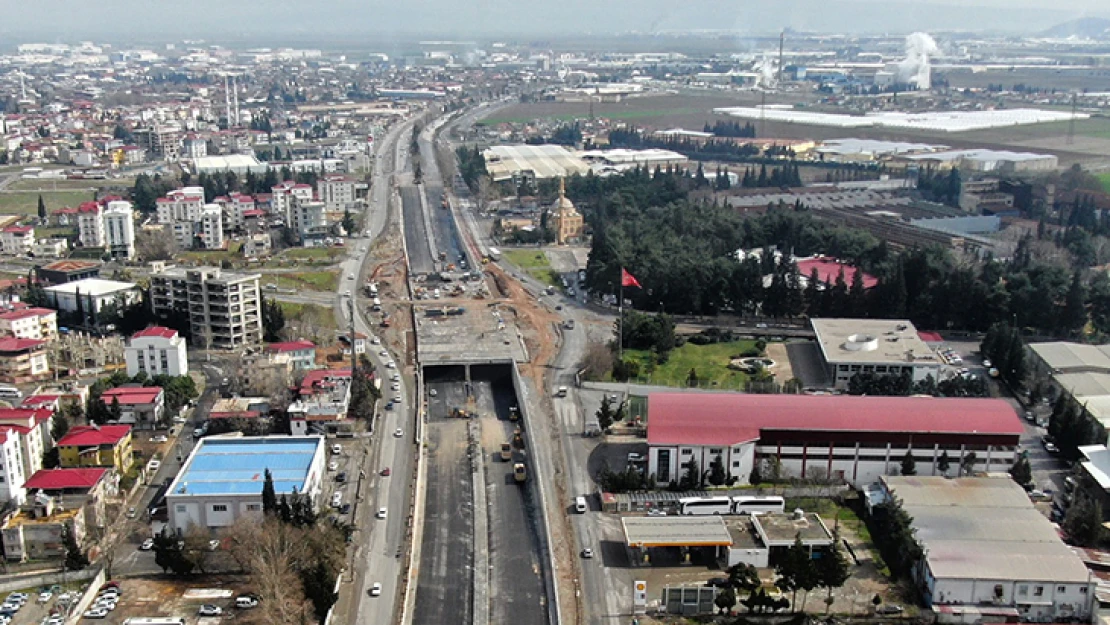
left=150, top=266, right=262, bottom=349
left=0, top=338, right=49, bottom=383
left=76, top=202, right=104, bottom=248
left=199, top=204, right=224, bottom=249
left=125, top=326, right=188, bottom=378
left=103, top=200, right=135, bottom=260
left=317, top=174, right=359, bottom=213
left=271, top=181, right=313, bottom=223
left=156, top=187, right=205, bottom=224
left=0, top=226, right=34, bottom=256
left=0, top=308, right=57, bottom=342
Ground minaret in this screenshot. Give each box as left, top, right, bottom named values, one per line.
left=224, top=75, right=232, bottom=127
left=558, top=176, right=566, bottom=210
left=233, top=76, right=240, bottom=126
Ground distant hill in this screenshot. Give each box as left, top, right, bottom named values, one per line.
left=1042, top=17, right=1110, bottom=39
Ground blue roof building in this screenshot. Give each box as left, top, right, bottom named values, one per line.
left=165, top=435, right=326, bottom=534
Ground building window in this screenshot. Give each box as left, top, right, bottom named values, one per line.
left=681, top=449, right=692, bottom=456
left=732, top=461, right=740, bottom=468
left=246, top=504, right=261, bottom=512
left=176, top=505, right=187, bottom=513
left=1034, top=586, right=1044, bottom=597
left=1057, top=586, right=1066, bottom=594
left=1080, top=587, right=1089, bottom=594
left=212, top=504, right=228, bottom=512
left=709, top=448, right=723, bottom=455
left=1017, top=585, right=1028, bottom=596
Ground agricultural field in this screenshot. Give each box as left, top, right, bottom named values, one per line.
left=0, top=190, right=96, bottom=216
left=480, top=92, right=762, bottom=130
left=618, top=339, right=763, bottom=389
left=280, top=246, right=346, bottom=262
left=1099, top=172, right=1110, bottom=194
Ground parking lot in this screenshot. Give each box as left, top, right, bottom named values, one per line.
left=0, top=585, right=87, bottom=625
left=60, top=577, right=260, bottom=624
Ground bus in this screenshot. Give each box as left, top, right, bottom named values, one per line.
left=678, top=496, right=732, bottom=516
left=732, top=496, right=785, bottom=516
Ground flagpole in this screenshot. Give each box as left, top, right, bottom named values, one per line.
left=618, top=269, right=624, bottom=362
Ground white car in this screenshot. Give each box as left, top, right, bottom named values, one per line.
left=83, top=608, right=109, bottom=619
left=379, top=350, right=389, bottom=357
left=198, top=605, right=223, bottom=616
left=328, top=460, right=339, bottom=472
left=376, top=507, right=387, bottom=519
left=37, top=591, right=52, bottom=603
left=391, top=383, right=400, bottom=391
left=429, top=388, right=437, bottom=397
left=391, top=373, right=400, bottom=381
left=385, top=362, right=395, bottom=369
left=94, top=598, right=117, bottom=611
left=370, top=583, right=382, bottom=597
left=152, top=435, right=168, bottom=443
left=332, top=492, right=343, bottom=508
left=394, top=428, right=404, bottom=438
left=140, top=538, right=154, bottom=551
left=393, top=394, right=403, bottom=403
left=371, top=337, right=381, bottom=345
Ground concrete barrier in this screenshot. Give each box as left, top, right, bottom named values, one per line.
left=511, top=363, right=562, bottom=625
left=63, top=567, right=105, bottom=625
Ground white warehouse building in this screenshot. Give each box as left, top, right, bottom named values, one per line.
left=124, top=326, right=189, bottom=378
left=811, top=318, right=942, bottom=390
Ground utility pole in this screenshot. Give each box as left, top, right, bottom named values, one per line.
left=778, top=30, right=785, bottom=87
left=1068, top=92, right=1078, bottom=145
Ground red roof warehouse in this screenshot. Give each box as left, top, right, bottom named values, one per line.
left=645, top=393, right=1022, bottom=488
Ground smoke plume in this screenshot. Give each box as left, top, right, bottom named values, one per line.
left=898, top=32, right=938, bottom=90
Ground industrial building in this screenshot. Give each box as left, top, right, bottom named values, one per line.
left=878, top=476, right=1095, bottom=623
left=811, top=318, right=942, bottom=390
left=482, top=144, right=591, bottom=183
left=646, top=393, right=1022, bottom=487
left=1027, top=341, right=1110, bottom=432
left=43, top=278, right=142, bottom=315
left=165, top=436, right=326, bottom=534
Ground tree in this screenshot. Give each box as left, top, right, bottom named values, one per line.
left=937, top=450, right=951, bottom=476
left=262, top=469, right=277, bottom=515
left=775, top=535, right=818, bottom=612
left=183, top=523, right=214, bottom=574
left=900, top=450, right=917, bottom=476
left=1064, top=496, right=1103, bottom=547
left=714, top=587, right=737, bottom=615
left=595, top=396, right=615, bottom=431
left=816, top=538, right=851, bottom=613
left=301, top=558, right=339, bottom=621
left=1062, top=270, right=1088, bottom=337
left=708, top=454, right=727, bottom=486
left=37, top=195, right=46, bottom=222
left=61, top=524, right=88, bottom=571
left=108, top=397, right=122, bottom=423
left=341, top=209, right=356, bottom=236
left=680, top=458, right=701, bottom=491
left=727, top=562, right=761, bottom=593
left=262, top=298, right=286, bottom=343
left=1009, top=454, right=1033, bottom=487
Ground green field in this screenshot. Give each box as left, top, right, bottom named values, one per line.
left=179, top=242, right=244, bottom=265
left=5, top=178, right=135, bottom=192
left=502, top=248, right=560, bottom=286
left=0, top=191, right=97, bottom=216
left=281, top=246, right=345, bottom=262
left=618, top=339, right=761, bottom=389
left=262, top=271, right=340, bottom=292
left=483, top=107, right=707, bottom=126
left=1099, top=172, right=1110, bottom=194
left=278, top=301, right=338, bottom=332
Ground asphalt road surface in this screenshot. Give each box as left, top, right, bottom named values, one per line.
left=413, top=375, right=474, bottom=625
left=401, top=185, right=435, bottom=274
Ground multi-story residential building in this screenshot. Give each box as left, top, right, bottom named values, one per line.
left=3, top=468, right=116, bottom=562
left=156, top=187, right=205, bottom=224
left=317, top=174, right=359, bottom=213
left=264, top=340, right=316, bottom=370
left=0, top=408, right=54, bottom=490
left=182, top=133, right=207, bottom=159
left=271, top=181, right=313, bottom=224
left=0, top=338, right=49, bottom=383
left=125, top=326, right=188, bottom=378
left=133, top=125, right=182, bottom=161
left=31, top=238, right=68, bottom=259
left=291, top=200, right=328, bottom=242
left=76, top=201, right=104, bottom=248
left=57, top=425, right=133, bottom=473
left=242, top=233, right=271, bottom=258
left=0, top=226, right=34, bottom=256
left=101, top=386, right=165, bottom=430
left=222, top=193, right=255, bottom=231
left=149, top=266, right=262, bottom=349
left=0, top=427, right=29, bottom=504
left=103, top=200, right=135, bottom=260
left=0, top=307, right=57, bottom=341
left=199, top=204, right=224, bottom=249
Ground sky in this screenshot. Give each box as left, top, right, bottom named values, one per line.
left=2, top=0, right=1108, bottom=42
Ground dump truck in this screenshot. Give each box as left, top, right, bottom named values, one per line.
left=512, top=427, right=524, bottom=449
left=513, top=462, right=527, bottom=483
left=500, top=443, right=512, bottom=461
left=509, top=406, right=520, bottom=422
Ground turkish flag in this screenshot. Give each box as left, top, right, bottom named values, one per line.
left=621, top=268, right=642, bottom=288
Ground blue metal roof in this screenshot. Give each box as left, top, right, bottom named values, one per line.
left=172, top=437, right=322, bottom=497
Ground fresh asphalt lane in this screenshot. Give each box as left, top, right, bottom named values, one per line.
left=339, top=114, right=422, bottom=625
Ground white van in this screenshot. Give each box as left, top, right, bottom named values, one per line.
left=575, top=496, right=587, bottom=514
left=556, top=386, right=568, bottom=398
left=0, top=386, right=22, bottom=400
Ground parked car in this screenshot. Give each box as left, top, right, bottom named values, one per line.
left=704, top=577, right=730, bottom=588
left=376, top=507, right=387, bottom=519
left=235, top=596, right=259, bottom=609
left=340, top=503, right=352, bottom=515
left=336, top=472, right=347, bottom=483
left=369, top=583, right=382, bottom=597
left=380, top=467, right=391, bottom=477
left=198, top=605, right=223, bottom=616
left=876, top=605, right=904, bottom=615
left=139, top=538, right=154, bottom=551
left=83, top=608, right=109, bottom=619
left=580, top=548, right=594, bottom=559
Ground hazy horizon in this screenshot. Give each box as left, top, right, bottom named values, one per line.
left=2, top=0, right=1109, bottom=45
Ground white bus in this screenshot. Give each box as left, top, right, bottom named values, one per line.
left=124, top=619, right=187, bottom=625
left=678, top=496, right=732, bottom=516
left=732, top=495, right=785, bottom=516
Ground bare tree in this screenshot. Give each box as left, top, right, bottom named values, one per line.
left=249, top=518, right=312, bottom=624
left=580, top=342, right=614, bottom=381
left=182, top=524, right=214, bottom=575
left=134, top=226, right=179, bottom=261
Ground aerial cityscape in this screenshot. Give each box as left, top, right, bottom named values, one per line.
left=4, top=3, right=1110, bottom=625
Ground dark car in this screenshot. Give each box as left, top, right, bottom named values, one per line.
left=705, top=577, right=730, bottom=588
left=336, top=472, right=347, bottom=483
left=340, top=503, right=352, bottom=515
